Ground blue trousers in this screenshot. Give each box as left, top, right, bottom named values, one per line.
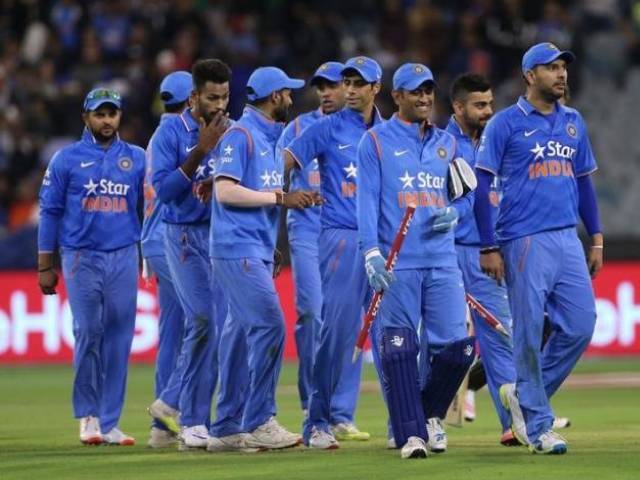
left=146, top=254, right=185, bottom=431
left=61, top=244, right=138, bottom=433
left=456, top=244, right=514, bottom=431
left=212, top=257, right=285, bottom=432
left=502, top=228, right=596, bottom=442
left=164, top=223, right=218, bottom=427
left=303, top=228, right=368, bottom=441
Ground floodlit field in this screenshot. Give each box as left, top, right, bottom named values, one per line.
left=1, top=359, right=639, bottom=480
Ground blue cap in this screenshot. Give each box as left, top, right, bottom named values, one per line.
left=341, top=56, right=382, bottom=83
left=392, top=63, right=436, bottom=90
left=160, top=71, right=192, bottom=105
left=310, top=61, right=344, bottom=85
left=246, top=67, right=305, bottom=101
left=522, top=42, right=575, bottom=74
left=83, top=88, right=122, bottom=111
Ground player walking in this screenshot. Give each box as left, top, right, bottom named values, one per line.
left=474, top=43, right=603, bottom=454
left=38, top=88, right=145, bottom=446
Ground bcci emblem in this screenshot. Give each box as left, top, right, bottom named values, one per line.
left=355, top=57, right=366, bottom=65
left=319, top=63, right=329, bottom=71
left=118, top=157, right=133, bottom=171
left=547, top=43, right=559, bottom=51
left=414, top=65, right=424, bottom=74
left=437, top=147, right=447, bottom=159
left=566, top=123, right=577, bottom=138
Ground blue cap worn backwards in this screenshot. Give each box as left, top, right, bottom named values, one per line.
left=83, top=88, right=122, bottom=111
left=341, top=56, right=382, bottom=83
left=393, top=63, right=436, bottom=91
left=246, top=67, right=305, bottom=101
left=160, top=71, right=193, bottom=105
left=310, top=61, right=345, bottom=85
left=521, top=42, right=575, bottom=74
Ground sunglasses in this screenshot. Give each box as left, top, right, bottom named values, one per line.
left=86, top=89, right=121, bottom=101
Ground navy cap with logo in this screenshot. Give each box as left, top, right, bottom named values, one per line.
left=392, top=63, right=436, bottom=91
left=246, top=67, right=305, bottom=101
left=160, top=71, right=193, bottom=105
left=341, top=56, right=382, bottom=83
left=310, top=61, right=345, bottom=86
left=83, top=88, right=122, bottom=112
left=521, top=43, right=575, bottom=74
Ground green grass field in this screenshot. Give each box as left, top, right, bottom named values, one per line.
left=1, top=359, right=639, bottom=480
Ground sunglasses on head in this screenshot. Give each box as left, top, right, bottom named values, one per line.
left=86, top=89, right=121, bottom=101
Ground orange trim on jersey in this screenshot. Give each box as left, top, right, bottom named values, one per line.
left=368, top=131, right=383, bottom=161
left=225, top=126, right=254, bottom=157
left=294, top=117, right=301, bottom=137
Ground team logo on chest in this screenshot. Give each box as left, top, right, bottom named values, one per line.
left=566, top=123, right=577, bottom=138
left=396, top=169, right=446, bottom=208
left=118, top=157, right=132, bottom=171
left=437, top=147, right=447, bottom=159
left=82, top=178, right=130, bottom=212
left=341, top=161, right=357, bottom=198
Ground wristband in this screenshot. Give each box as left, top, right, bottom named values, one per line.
left=38, top=267, right=54, bottom=273
left=275, top=192, right=284, bottom=206
left=590, top=245, right=604, bottom=249
left=480, top=246, right=500, bottom=254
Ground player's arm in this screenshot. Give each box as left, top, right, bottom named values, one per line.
left=574, top=114, right=603, bottom=277
left=181, top=112, right=228, bottom=178
left=37, top=151, right=68, bottom=295
left=474, top=115, right=508, bottom=283
left=150, top=124, right=192, bottom=204
left=357, top=132, right=393, bottom=292
left=283, top=116, right=331, bottom=173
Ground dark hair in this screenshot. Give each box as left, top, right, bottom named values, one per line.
left=191, top=59, right=231, bottom=90
left=450, top=73, right=491, bottom=102
left=164, top=101, right=187, bottom=114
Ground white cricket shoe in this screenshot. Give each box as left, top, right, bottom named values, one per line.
left=464, top=390, right=476, bottom=422
left=331, top=422, right=370, bottom=441
left=148, top=427, right=177, bottom=448
left=426, top=417, right=447, bottom=453
left=179, top=425, right=209, bottom=450
left=207, top=433, right=263, bottom=453
left=308, top=427, right=339, bottom=450
left=79, top=416, right=102, bottom=445
left=245, top=417, right=301, bottom=450
left=148, top=398, right=180, bottom=434
left=499, top=383, right=529, bottom=445
left=400, top=436, right=428, bottom=459
left=102, top=427, right=135, bottom=446
left=529, top=430, right=568, bottom=454
left=387, top=436, right=397, bottom=449
left=553, top=416, right=571, bottom=429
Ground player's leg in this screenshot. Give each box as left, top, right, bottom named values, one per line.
left=541, top=230, right=596, bottom=399
left=99, top=244, right=138, bottom=445
left=61, top=248, right=105, bottom=444
left=420, top=266, right=475, bottom=453
left=289, top=238, right=322, bottom=413
left=164, top=224, right=216, bottom=448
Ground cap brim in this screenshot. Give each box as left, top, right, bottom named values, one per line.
left=310, top=73, right=342, bottom=85
left=399, top=77, right=436, bottom=91
left=555, top=51, right=575, bottom=64
left=341, top=66, right=376, bottom=83
left=284, top=79, right=305, bottom=90
left=86, top=100, right=121, bottom=111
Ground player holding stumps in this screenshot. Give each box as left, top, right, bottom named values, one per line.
left=474, top=43, right=603, bottom=454
left=357, top=63, right=476, bottom=459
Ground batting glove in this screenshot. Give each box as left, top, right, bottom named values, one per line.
left=432, top=206, right=459, bottom=233
left=365, top=248, right=394, bottom=293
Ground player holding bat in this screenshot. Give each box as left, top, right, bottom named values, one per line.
left=356, top=63, right=477, bottom=459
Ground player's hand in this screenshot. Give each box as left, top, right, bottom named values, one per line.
left=432, top=206, right=459, bottom=233
left=38, top=268, right=59, bottom=295
left=480, top=250, right=505, bottom=285
left=365, top=249, right=394, bottom=293
left=276, top=190, right=323, bottom=209
left=273, top=248, right=283, bottom=278
left=197, top=111, right=229, bottom=153
left=196, top=177, right=213, bottom=203
left=587, top=246, right=603, bottom=278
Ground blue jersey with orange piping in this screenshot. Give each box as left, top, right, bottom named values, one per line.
left=357, top=114, right=461, bottom=269
left=285, top=106, right=384, bottom=230
left=476, top=96, right=597, bottom=243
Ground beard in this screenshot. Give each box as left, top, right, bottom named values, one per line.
left=273, top=104, right=289, bottom=123
left=90, top=126, right=117, bottom=143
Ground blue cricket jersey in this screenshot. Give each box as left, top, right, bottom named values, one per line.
left=285, top=106, right=384, bottom=230
left=476, top=96, right=597, bottom=243
left=357, top=114, right=461, bottom=269
left=150, top=109, right=216, bottom=225
left=38, top=129, right=145, bottom=252
left=445, top=116, right=500, bottom=246
left=210, top=106, right=285, bottom=261
left=276, top=108, right=322, bottom=242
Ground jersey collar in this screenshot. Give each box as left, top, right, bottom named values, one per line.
left=389, top=113, right=434, bottom=142
left=243, top=105, right=284, bottom=142
left=516, top=96, right=565, bottom=117
left=179, top=109, right=199, bottom=132
left=342, top=105, right=383, bottom=129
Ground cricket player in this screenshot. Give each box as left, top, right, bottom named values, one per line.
left=357, top=63, right=476, bottom=459
left=446, top=73, right=519, bottom=446
left=277, top=61, right=369, bottom=440
left=210, top=66, right=319, bottom=450
left=284, top=56, right=385, bottom=449
left=38, top=88, right=145, bottom=446
left=150, top=59, right=231, bottom=449
left=142, top=70, right=191, bottom=448
left=474, top=43, right=602, bottom=454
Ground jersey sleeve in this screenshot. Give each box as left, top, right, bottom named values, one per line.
left=285, top=116, right=331, bottom=169
left=476, top=113, right=509, bottom=175
left=151, top=123, right=192, bottom=204
left=573, top=113, right=598, bottom=177
left=215, top=129, right=249, bottom=182
left=38, top=150, right=68, bottom=252
left=357, top=131, right=382, bottom=255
